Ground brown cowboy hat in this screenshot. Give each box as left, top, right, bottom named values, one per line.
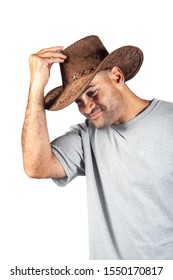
left=44, top=35, right=143, bottom=110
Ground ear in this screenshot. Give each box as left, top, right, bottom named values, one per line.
left=110, top=66, right=125, bottom=84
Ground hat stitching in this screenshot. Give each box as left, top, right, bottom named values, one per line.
left=68, top=66, right=96, bottom=83
left=72, top=74, right=78, bottom=81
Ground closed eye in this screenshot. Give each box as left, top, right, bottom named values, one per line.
left=75, top=89, right=97, bottom=106
left=87, top=90, right=97, bottom=98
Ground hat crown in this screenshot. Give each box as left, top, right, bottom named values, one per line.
left=60, top=35, right=109, bottom=85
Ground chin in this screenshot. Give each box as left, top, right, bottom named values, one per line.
left=91, top=120, right=108, bottom=129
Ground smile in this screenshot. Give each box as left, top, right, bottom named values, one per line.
left=89, top=109, right=102, bottom=120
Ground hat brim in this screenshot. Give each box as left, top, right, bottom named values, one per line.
left=44, top=45, right=143, bottom=111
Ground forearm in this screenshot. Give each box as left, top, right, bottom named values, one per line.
left=22, top=86, right=52, bottom=177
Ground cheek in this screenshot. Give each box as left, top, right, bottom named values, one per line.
left=107, top=94, right=123, bottom=112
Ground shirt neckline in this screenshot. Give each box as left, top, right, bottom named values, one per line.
left=111, top=98, right=159, bottom=130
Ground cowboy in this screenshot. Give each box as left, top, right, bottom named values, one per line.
left=22, top=35, right=173, bottom=260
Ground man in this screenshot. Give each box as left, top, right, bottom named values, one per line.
left=22, top=35, right=173, bottom=260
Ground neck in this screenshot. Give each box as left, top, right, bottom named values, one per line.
left=116, top=85, right=151, bottom=124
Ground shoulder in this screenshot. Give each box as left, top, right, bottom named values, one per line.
left=155, top=99, right=173, bottom=118
left=157, top=99, right=173, bottom=110
left=154, top=100, right=173, bottom=131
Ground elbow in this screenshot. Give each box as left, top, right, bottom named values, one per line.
left=23, top=166, right=39, bottom=179
left=23, top=163, right=47, bottom=179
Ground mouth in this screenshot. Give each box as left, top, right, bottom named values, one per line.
left=89, top=109, right=103, bottom=120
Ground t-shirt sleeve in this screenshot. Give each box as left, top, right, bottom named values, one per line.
left=51, top=126, right=85, bottom=187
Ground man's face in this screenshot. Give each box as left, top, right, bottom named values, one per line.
left=75, top=70, right=125, bottom=128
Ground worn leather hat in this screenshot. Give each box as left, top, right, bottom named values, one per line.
left=44, top=35, right=143, bottom=110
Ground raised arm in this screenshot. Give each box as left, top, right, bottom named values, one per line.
left=21, top=46, right=67, bottom=179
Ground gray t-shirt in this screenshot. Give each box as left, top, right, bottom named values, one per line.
left=51, top=99, right=173, bottom=259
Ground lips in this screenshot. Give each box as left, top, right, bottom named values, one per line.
left=89, top=109, right=102, bottom=120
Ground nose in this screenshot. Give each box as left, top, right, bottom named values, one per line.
left=81, top=99, right=95, bottom=115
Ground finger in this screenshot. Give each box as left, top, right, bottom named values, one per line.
left=43, top=57, right=67, bottom=65
left=38, top=50, right=67, bottom=60
left=29, top=51, right=67, bottom=66
left=38, top=46, right=64, bottom=54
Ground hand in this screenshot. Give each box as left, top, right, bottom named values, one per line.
left=29, top=46, right=67, bottom=93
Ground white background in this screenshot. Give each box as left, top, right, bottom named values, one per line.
left=0, top=0, right=173, bottom=279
